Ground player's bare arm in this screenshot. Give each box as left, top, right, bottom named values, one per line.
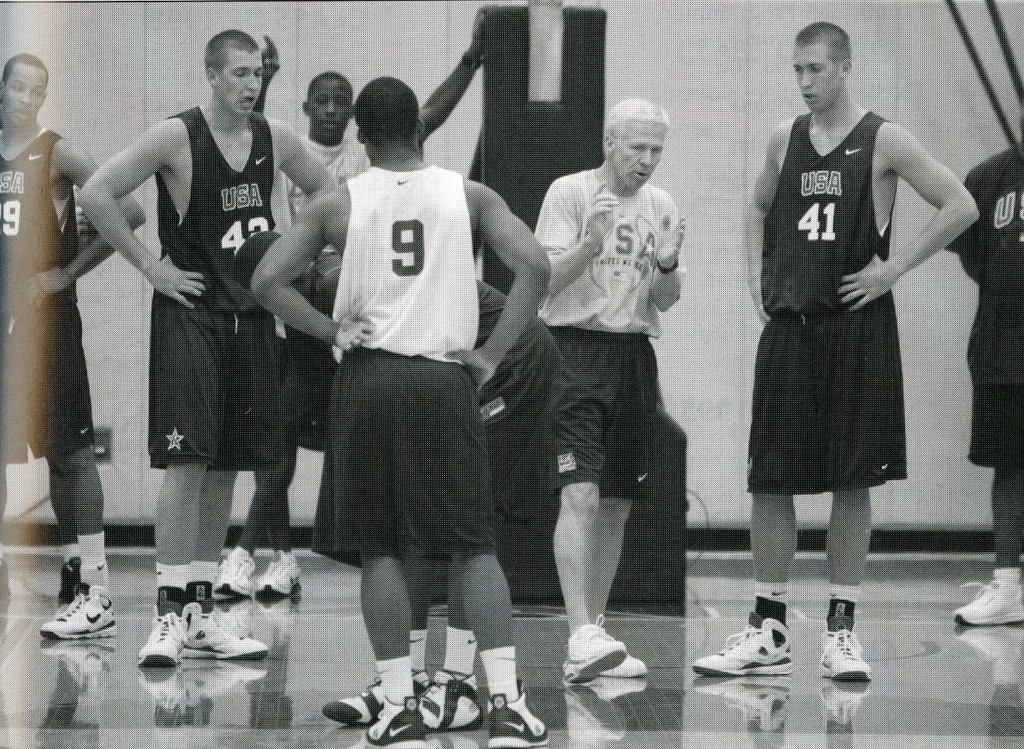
left=450, top=180, right=550, bottom=387
left=80, top=119, right=207, bottom=308
left=419, top=6, right=487, bottom=141
left=747, top=121, right=792, bottom=322
left=649, top=217, right=685, bottom=312
left=252, top=188, right=370, bottom=351
left=271, top=119, right=335, bottom=199
left=545, top=181, right=617, bottom=297
left=839, top=122, right=979, bottom=310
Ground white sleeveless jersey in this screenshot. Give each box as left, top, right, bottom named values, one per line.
left=333, top=166, right=478, bottom=360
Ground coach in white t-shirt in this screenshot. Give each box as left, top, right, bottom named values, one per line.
left=536, top=99, right=685, bottom=684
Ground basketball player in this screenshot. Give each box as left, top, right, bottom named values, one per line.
left=0, top=53, right=145, bottom=637
left=536, top=98, right=685, bottom=684
left=79, top=30, right=335, bottom=667
left=948, top=136, right=1024, bottom=627
left=252, top=76, right=549, bottom=749
left=693, top=22, right=978, bottom=681
left=218, top=12, right=489, bottom=600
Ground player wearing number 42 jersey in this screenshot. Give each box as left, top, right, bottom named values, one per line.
left=694, top=22, right=977, bottom=683
left=81, top=30, right=334, bottom=669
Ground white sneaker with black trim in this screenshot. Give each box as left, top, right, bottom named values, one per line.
left=255, top=551, right=301, bottom=597
left=955, top=581, right=1024, bottom=626
left=182, top=602, right=268, bottom=660
left=693, top=614, right=792, bottom=677
left=138, top=611, right=186, bottom=667
left=40, top=585, right=116, bottom=640
left=563, top=618, right=627, bottom=685
left=215, top=548, right=255, bottom=599
left=420, top=670, right=483, bottom=731
left=487, top=691, right=548, bottom=748
left=366, top=696, right=426, bottom=749
left=820, top=627, right=871, bottom=681
left=600, top=653, right=647, bottom=678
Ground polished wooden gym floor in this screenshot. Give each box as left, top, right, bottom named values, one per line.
left=0, top=550, right=1018, bottom=748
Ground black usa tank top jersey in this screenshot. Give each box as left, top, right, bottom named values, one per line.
left=157, top=108, right=275, bottom=311
left=763, top=111, right=891, bottom=315
left=0, top=129, right=78, bottom=300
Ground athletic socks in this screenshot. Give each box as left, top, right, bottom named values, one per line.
left=444, top=626, right=478, bottom=677
left=754, top=581, right=788, bottom=628
left=156, top=562, right=190, bottom=616
left=480, top=646, right=518, bottom=701
left=187, top=561, right=219, bottom=612
left=379, top=656, right=415, bottom=706
left=828, top=584, right=859, bottom=629
left=78, top=531, right=109, bottom=588
left=409, top=629, right=427, bottom=674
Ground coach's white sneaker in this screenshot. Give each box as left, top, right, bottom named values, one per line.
left=563, top=617, right=627, bottom=685
left=138, top=610, right=186, bottom=667
left=255, top=551, right=301, bottom=597
left=215, top=548, right=255, bottom=599
left=182, top=602, right=268, bottom=660
left=40, top=585, right=116, bottom=640
left=955, top=580, right=1024, bottom=626
left=820, top=626, right=871, bottom=681
left=600, top=653, right=647, bottom=678
left=693, top=614, right=793, bottom=677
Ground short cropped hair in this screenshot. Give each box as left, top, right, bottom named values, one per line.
left=795, top=22, right=852, bottom=63
left=307, top=71, right=353, bottom=101
left=604, top=98, right=670, bottom=138
left=205, top=30, right=259, bottom=71
left=3, top=54, right=48, bottom=88
left=354, top=76, right=419, bottom=147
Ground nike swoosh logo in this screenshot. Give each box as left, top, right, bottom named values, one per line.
left=503, top=721, right=527, bottom=731
left=389, top=725, right=412, bottom=737
left=638, top=473, right=648, bottom=482
left=86, top=613, right=103, bottom=624
left=881, top=463, right=888, bottom=470
left=845, top=148, right=862, bottom=156
left=28, top=154, right=42, bottom=160
left=80, top=427, right=90, bottom=434
left=397, top=179, right=410, bottom=185
left=255, top=156, right=267, bottom=165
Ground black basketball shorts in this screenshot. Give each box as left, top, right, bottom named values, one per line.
left=970, top=384, right=1024, bottom=469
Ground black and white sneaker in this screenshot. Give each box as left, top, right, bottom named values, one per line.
left=487, top=692, right=548, bottom=749
left=366, top=696, right=426, bottom=749
left=420, top=669, right=483, bottom=731
left=324, top=675, right=429, bottom=726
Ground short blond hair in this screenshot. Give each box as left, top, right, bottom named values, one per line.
left=605, top=98, right=670, bottom=137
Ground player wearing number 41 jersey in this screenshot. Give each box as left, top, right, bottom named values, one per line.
left=81, top=30, right=334, bottom=669
left=694, top=22, right=977, bottom=683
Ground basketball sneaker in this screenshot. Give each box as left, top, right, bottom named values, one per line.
left=325, top=676, right=430, bottom=726
left=599, top=654, right=647, bottom=678
left=955, top=580, right=1024, bottom=626
left=693, top=614, right=792, bottom=677
left=40, top=585, right=116, bottom=640
left=366, top=696, right=426, bottom=749
left=821, top=681, right=870, bottom=729
left=59, top=557, right=81, bottom=606
left=138, top=610, right=186, bottom=667
left=215, top=548, right=255, bottom=600
left=693, top=677, right=791, bottom=733
left=563, top=618, right=627, bottom=684
left=486, top=691, right=548, bottom=748
left=182, top=602, right=268, bottom=660
left=820, top=622, right=871, bottom=681
left=420, top=669, right=483, bottom=731
left=255, top=551, right=301, bottom=598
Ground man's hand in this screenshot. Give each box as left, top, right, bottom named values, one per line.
left=464, top=7, right=489, bottom=69
left=76, top=204, right=98, bottom=244
left=262, top=36, right=280, bottom=82
left=657, top=217, right=685, bottom=267
left=583, top=184, right=618, bottom=252
left=449, top=347, right=498, bottom=389
left=335, top=315, right=374, bottom=352
left=146, top=255, right=206, bottom=308
left=839, top=255, right=898, bottom=311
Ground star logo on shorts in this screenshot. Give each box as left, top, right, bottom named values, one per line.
left=166, top=428, right=184, bottom=451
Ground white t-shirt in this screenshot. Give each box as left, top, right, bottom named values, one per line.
left=279, top=133, right=371, bottom=223
left=333, top=166, right=478, bottom=361
left=536, top=168, right=680, bottom=337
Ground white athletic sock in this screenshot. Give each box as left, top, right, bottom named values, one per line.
left=409, top=629, right=427, bottom=674
left=379, top=656, right=414, bottom=706
left=994, top=568, right=1021, bottom=587
left=443, top=626, right=478, bottom=676
left=60, top=543, right=80, bottom=563
left=156, top=562, right=190, bottom=592
left=754, top=580, right=788, bottom=607
left=78, top=532, right=108, bottom=588
left=479, top=646, right=518, bottom=702
left=190, top=561, right=220, bottom=585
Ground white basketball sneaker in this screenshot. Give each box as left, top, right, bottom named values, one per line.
left=40, top=585, right=116, bottom=640
left=693, top=614, right=793, bottom=677
left=214, top=548, right=255, bottom=599
left=181, top=602, right=268, bottom=660
left=138, top=610, right=187, bottom=668
left=600, top=654, right=648, bottom=678
left=255, top=551, right=301, bottom=597
left=820, top=626, right=871, bottom=681
left=955, top=580, right=1024, bottom=626
left=563, top=617, right=627, bottom=685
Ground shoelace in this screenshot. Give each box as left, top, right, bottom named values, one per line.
left=225, top=555, right=253, bottom=578
left=831, top=629, right=860, bottom=658
left=154, top=615, right=181, bottom=643
left=59, top=593, right=89, bottom=621
left=721, top=625, right=759, bottom=654
left=961, top=581, right=1000, bottom=603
